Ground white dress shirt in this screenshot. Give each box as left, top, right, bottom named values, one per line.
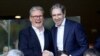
left=56, top=18, right=66, bottom=51
left=32, top=26, right=45, bottom=52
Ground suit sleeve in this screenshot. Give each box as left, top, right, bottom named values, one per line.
left=18, top=30, right=34, bottom=56
left=71, top=24, right=88, bottom=56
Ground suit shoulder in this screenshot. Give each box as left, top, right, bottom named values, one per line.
left=66, top=19, right=82, bottom=26
left=67, top=19, right=80, bottom=24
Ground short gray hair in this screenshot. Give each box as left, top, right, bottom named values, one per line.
left=29, top=6, right=44, bottom=15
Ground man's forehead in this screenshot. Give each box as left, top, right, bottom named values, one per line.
left=31, top=10, right=43, bottom=15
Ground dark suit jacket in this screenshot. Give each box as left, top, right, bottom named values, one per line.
left=51, top=19, right=88, bottom=56
left=18, top=26, right=53, bottom=56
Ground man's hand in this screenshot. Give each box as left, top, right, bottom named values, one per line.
left=61, top=53, right=68, bottom=56
left=42, top=50, right=54, bottom=56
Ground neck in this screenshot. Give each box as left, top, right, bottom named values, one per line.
left=37, top=26, right=44, bottom=32
left=32, top=25, right=44, bottom=32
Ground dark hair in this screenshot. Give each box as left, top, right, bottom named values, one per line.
left=51, top=3, right=66, bottom=14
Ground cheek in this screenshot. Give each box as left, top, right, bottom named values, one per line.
left=41, top=18, right=44, bottom=21
left=32, top=19, right=35, bottom=22
left=52, top=16, right=57, bottom=20
left=52, top=16, right=55, bottom=19
left=30, top=19, right=36, bottom=24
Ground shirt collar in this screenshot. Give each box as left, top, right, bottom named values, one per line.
left=32, top=26, right=44, bottom=33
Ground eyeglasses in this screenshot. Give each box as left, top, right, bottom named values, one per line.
left=30, top=15, right=43, bottom=18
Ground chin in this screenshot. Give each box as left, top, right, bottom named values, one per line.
left=36, top=25, right=42, bottom=28
left=56, top=23, right=60, bottom=25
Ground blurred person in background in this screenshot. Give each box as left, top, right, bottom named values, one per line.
left=83, top=48, right=100, bottom=56
left=0, top=46, right=12, bottom=56
left=7, top=49, right=24, bottom=56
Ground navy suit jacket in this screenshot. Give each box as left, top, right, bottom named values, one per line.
left=51, top=19, right=88, bottom=56
left=18, top=26, right=53, bottom=56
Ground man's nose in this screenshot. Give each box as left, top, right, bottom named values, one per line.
left=55, top=15, right=59, bottom=19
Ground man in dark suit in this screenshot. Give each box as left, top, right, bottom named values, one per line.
left=51, top=3, right=88, bottom=56
left=18, top=6, right=53, bottom=56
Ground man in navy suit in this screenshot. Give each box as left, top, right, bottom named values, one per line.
left=51, top=3, right=88, bottom=56
left=18, top=6, right=53, bottom=56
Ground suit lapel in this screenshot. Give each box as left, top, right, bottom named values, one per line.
left=63, top=19, right=70, bottom=49
left=52, top=26, right=58, bottom=50
left=44, top=29, right=48, bottom=50
left=29, top=26, right=42, bottom=51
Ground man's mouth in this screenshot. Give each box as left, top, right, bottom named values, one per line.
left=36, top=21, right=41, bottom=23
